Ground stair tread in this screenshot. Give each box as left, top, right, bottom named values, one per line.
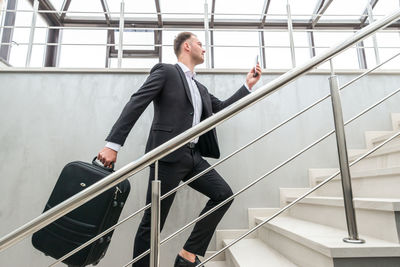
left=348, top=143, right=400, bottom=161
left=370, top=130, right=399, bottom=144
left=255, top=216, right=400, bottom=258
left=204, top=261, right=229, bottom=267
left=314, top=166, right=400, bottom=182
left=285, top=196, right=400, bottom=211
left=223, top=238, right=298, bottom=267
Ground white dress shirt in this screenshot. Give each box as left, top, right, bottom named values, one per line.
left=106, top=63, right=254, bottom=152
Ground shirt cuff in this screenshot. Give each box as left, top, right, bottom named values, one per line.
left=106, top=142, right=121, bottom=152
left=244, top=82, right=252, bottom=92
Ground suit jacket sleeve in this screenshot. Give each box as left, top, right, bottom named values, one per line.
left=105, top=63, right=166, bottom=146
left=209, top=85, right=250, bottom=113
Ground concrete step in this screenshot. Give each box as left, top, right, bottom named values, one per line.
left=247, top=208, right=280, bottom=228
left=311, top=166, right=400, bottom=198
left=255, top=216, right=400, bottom=267
left=348, top=143, right=400, bottom=171
left=203, top=260, right=229, bottom=267
left=391, top=113, right=400, bottom=131
left=365, top=131, right=397, bottom=149
left=223, top=238, right=298, bottom=267
left=284, top=196, right=400, bottom=243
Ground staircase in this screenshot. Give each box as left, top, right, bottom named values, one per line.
left=202, top=113, right=400, bottom=267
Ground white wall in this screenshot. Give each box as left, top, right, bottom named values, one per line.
left=1, top=70, right=400, bottom=266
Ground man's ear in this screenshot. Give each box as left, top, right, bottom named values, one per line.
left=183, top=41, right=191, bottom=53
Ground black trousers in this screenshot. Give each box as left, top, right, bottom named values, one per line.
left=132, top=146, right=234, bottom=267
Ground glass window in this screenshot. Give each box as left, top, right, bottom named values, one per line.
left=49, top=0, right=64, bottom=12
left=107, top=0, right=157, bottom=19
left=213, top=31, right=259, bottom=68
left=59, top=30, right=107, bottom=68
left=314, top=31, right=358, bottom=69
left=215, top=0, right=264, bottom=20
left=363, top=32, right=400, bottom=69
left=374, top=0, right=399, bottom=17
left=290, top=0, right=320, bottom=20
left=29, top=12, right=48, bottom=67
left=67, top=0, right=104, bottom=17
left=293, top=31, right=312, bottom=64
left=114, top=30, right=155, bottom=51
left=322, top=0, right=366, bottom=20
left=160, top=0, right=210, bottom=20
left=9, top=0, right=33, bottom=66
left=263, top=31, right=291, bottom=69
left=110, top=58, right=159, bottom=68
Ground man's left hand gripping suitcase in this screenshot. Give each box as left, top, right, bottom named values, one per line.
left=32, top=157, right=130, bottom=267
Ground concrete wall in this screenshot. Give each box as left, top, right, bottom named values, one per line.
left=1, top=70, right=400, bottom=266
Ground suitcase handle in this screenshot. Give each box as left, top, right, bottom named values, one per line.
left=92, top=157, right=115, bottom=172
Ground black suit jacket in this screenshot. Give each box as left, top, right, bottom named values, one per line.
left=106, top=63, right=249, bottom=162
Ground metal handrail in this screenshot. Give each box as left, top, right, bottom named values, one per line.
left=199, top=129, right=400, bottom=266
left=0, top=7, right=399, bottom=257
left=48, top=49, right=400, bottom=266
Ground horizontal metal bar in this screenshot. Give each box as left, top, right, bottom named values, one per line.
left=0, top=9, right=373, bottom=17
left=123, top=249, right=150, bottom=267
left=48, top=202, right=151, bottom=266
left=1, top=41, right=399, bottom=50
left=1, top=9, right=399, bottom=253
left=48, top=49, right=400, bottom=266
left=4, top=25, right=400, bottom=33
left=199, top=128, right=400, bottom=266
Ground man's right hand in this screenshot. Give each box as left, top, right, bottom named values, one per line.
left=98, top=147, right=117, bottom=168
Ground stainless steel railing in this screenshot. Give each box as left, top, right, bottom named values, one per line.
left=48, top=48, right=400, bottom=266
left=1, top=9, right=400, bottom=267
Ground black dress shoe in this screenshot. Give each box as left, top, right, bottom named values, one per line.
left=174, top=254, right=203, bottom=267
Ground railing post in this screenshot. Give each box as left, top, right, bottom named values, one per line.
left=328, top=60, right=365, bottom=244
left=26, top=0, right=39, bottom=67
left=150, top=161, right=161, bottom=267
left=203, top=0, right=210, bottom=69
left=286, top=0, right=296, bottom=68
left=117, top=0, right=125, bottom=68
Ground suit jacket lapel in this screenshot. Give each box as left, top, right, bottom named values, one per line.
left=175, top=64, right=193, bottom=107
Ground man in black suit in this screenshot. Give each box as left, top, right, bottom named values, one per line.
left=98, top=32, right=261, bottom=267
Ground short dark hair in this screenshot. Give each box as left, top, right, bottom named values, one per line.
left=174, top=32, right=194, bottom=57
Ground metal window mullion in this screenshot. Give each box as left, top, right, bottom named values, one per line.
left=204, top=0, right=210, bottom=68
left=286, top=0, right=296, bottom=68
left=25, top=0, right=39, bottom=67
left=259, top=30, right=266, bottom=69
left=367, top=2, right=380, bottom=64
left=0, top=0, right=16, bottom=62
left=356, top=39, right=367, bottom=69
left=0, top=0, right=8, bottom=44
left=117, top=0, right=124, bottom=68
left=307, top=30, right=316, bottom=58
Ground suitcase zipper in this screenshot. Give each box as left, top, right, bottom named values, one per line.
left=114, top=186, right=122, bottom=200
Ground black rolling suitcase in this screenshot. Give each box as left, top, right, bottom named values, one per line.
left=32, top=157, right=130, bottom=267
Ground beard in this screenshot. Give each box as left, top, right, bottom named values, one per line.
left=192, top=53, right=204, bottom=65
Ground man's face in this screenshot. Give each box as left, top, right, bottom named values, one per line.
left=187, top=36, right=205, bottom=65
